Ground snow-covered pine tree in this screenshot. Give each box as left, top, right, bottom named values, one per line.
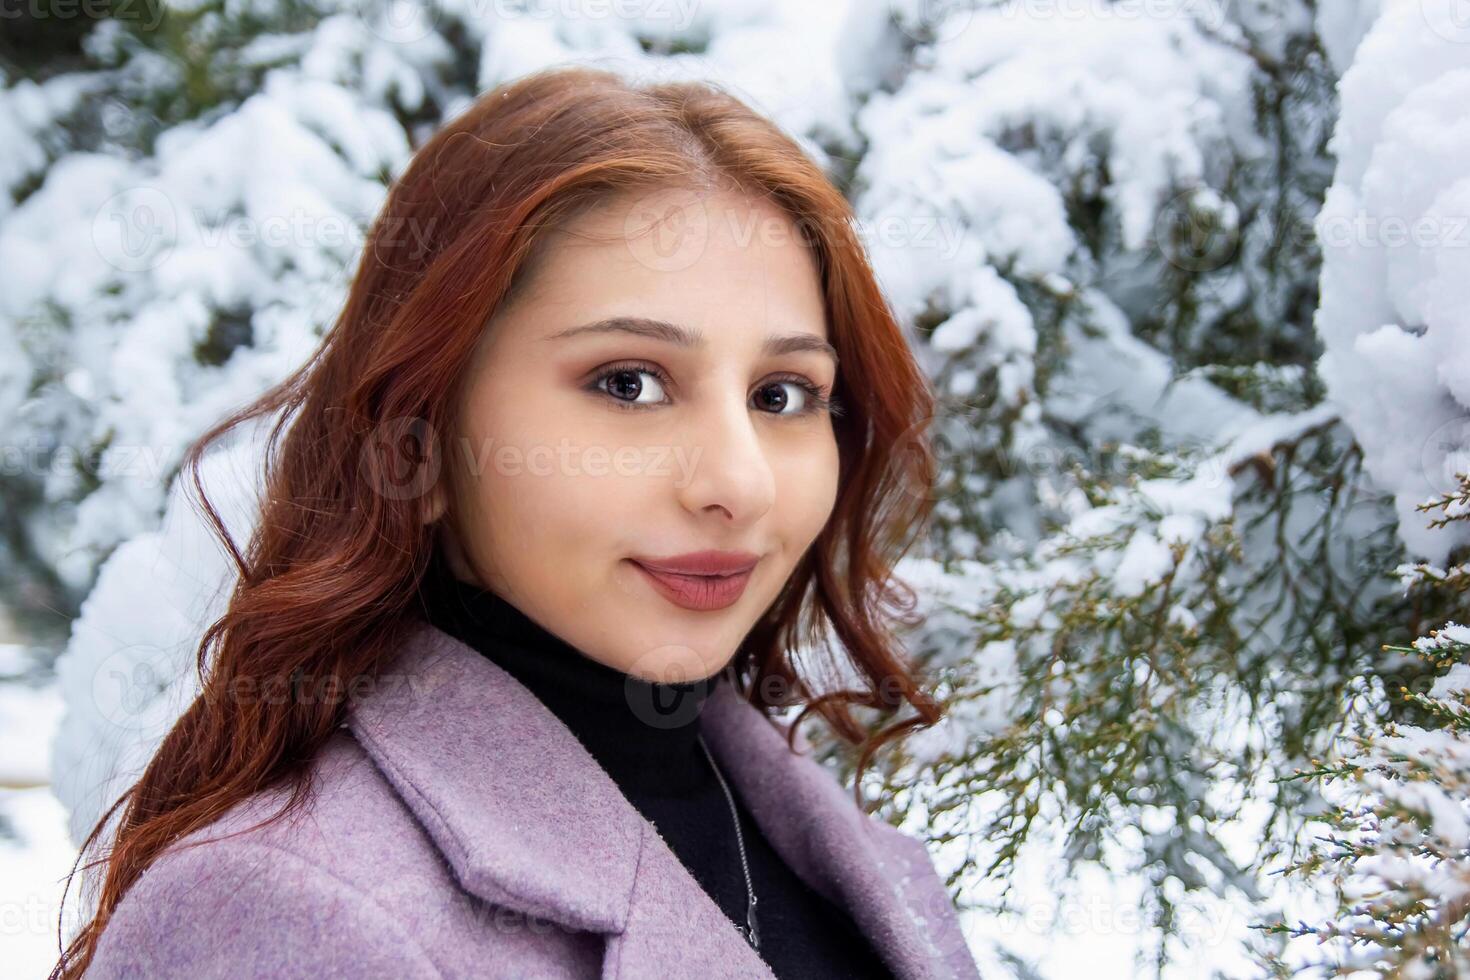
left=815, top=1, right=1424, bottom=973
left=1258, top=478, right=1470, bottom=976
left=1251, top=0, right=1470, bottom=970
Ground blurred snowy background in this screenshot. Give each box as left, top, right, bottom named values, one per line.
left=4, top=0, right=1470, bottom=976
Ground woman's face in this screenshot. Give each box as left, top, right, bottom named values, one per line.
left=429, top=187, right=842, bottom=684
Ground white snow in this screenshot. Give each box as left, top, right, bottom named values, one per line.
left=1314, top=0, right=1470, bottom=563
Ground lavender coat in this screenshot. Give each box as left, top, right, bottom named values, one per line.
left=85, top=621, right=981, bottom=979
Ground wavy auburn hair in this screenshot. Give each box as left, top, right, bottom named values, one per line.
left=52, top=64, right=942, bottom=978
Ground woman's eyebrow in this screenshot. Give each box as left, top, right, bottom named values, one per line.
left=545, top=316, right=838, bottom=367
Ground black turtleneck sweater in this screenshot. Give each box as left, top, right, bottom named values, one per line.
left=416, top=559, right=897, bottom=979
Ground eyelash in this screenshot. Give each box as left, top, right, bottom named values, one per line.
left=587, top=359, right=844, bottom=419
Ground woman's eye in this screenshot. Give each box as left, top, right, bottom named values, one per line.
left=755, top=381, right=807, bottom=415
left=595, top=366, right=669, bottom=409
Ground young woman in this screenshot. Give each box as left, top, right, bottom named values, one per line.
left=54, top=65, right=979, bottom=979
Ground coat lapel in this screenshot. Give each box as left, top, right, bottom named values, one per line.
left=700, top=674, right=976, bottom=979
left=346, top=619, right=965, bottom=980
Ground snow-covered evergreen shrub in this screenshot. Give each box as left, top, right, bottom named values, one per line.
left=1260, top=480, right=1470, bottom=976
left=1249, top=0, right=1470, bottom=966
left=819, top=2, right=1422, bottom=970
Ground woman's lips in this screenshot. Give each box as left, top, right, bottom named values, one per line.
left=629, top=560, right=754, bottom=611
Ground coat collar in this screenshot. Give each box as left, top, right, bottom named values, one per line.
left=346, top=619, right=964, bottom=979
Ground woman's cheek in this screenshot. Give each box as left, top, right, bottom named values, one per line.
left=779, top=439, right=840, bottom=535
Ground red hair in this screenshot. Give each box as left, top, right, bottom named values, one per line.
left=51, top=64, right=942, bottom=978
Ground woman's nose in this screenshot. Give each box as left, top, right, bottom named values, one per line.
left=672, top=396, right=777, bottom=527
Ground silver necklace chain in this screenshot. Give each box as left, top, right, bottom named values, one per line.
left=695, top=731, right=760, bottom=951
